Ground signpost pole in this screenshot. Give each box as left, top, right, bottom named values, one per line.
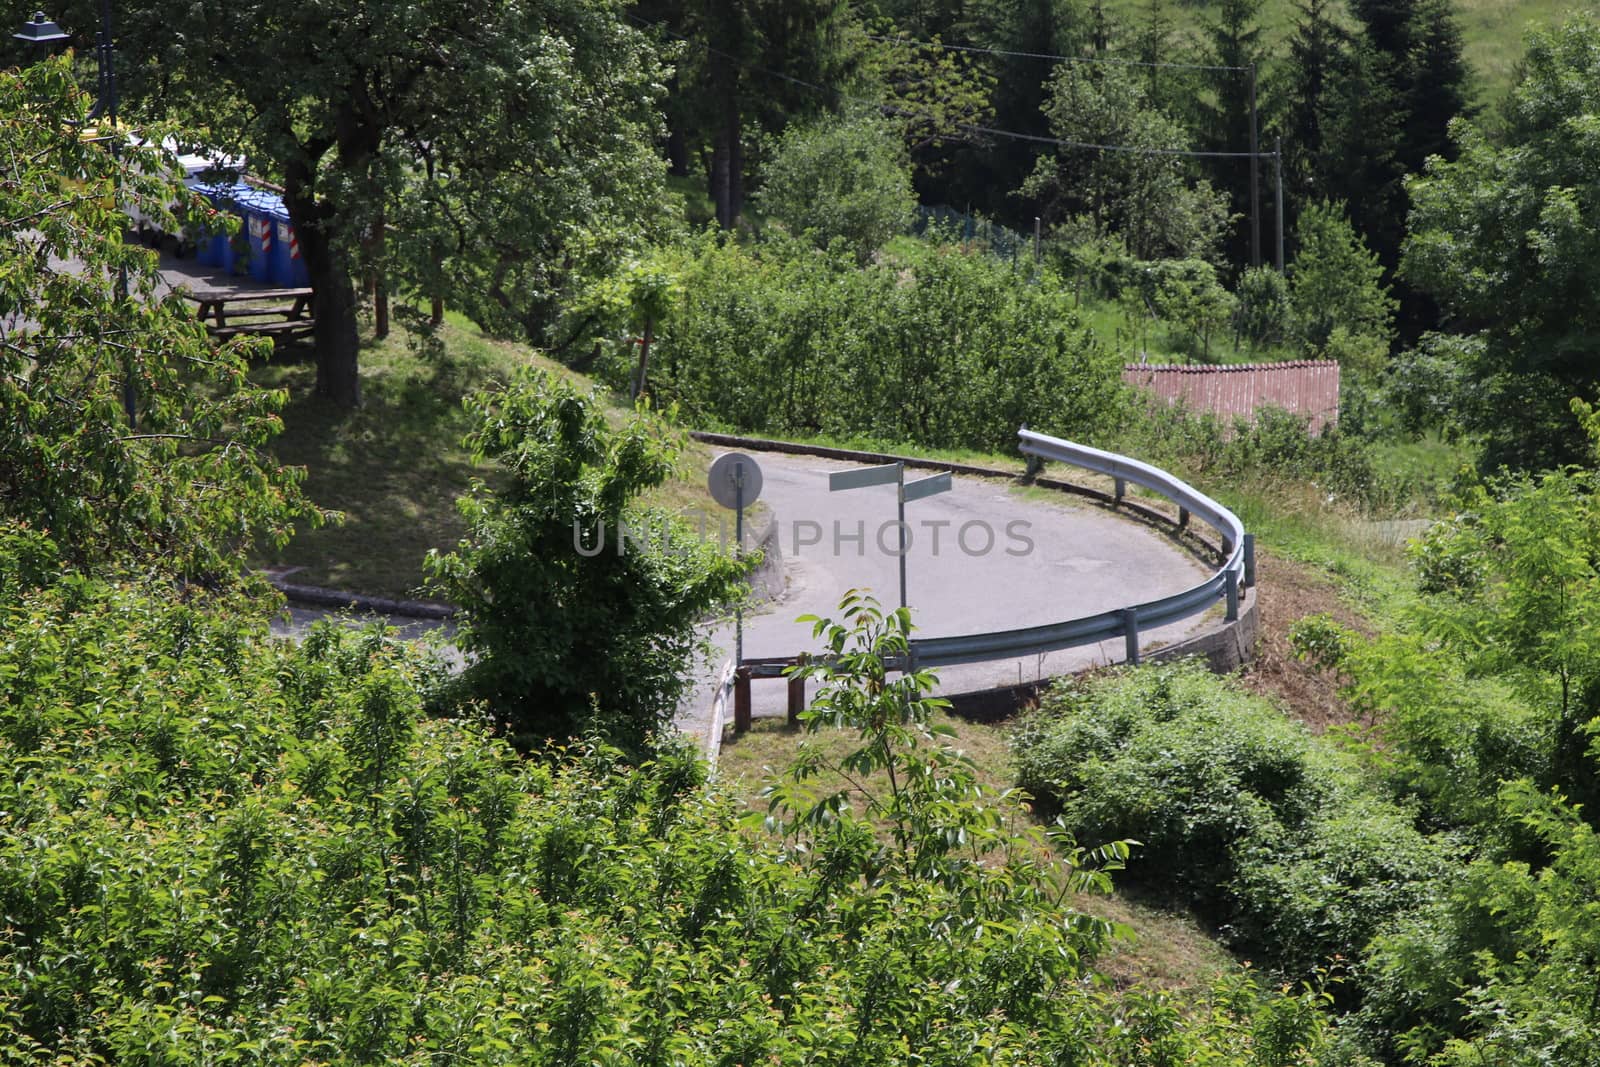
left=735, top=462, right=744, bottom=666
left=829, top=461, right=950, bottom=615
left=896, top=463, right=907, bottom=610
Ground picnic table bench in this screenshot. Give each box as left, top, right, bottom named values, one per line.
left=185, top=287, right=315, bottom=343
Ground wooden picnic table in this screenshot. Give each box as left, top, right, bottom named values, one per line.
left=185, top=287, right=315, bottom=341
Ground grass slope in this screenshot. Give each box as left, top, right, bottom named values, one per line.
left=251, top=312, right=722, bottom=598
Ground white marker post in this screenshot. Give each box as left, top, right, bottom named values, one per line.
left=828, top=462, right=952, bottom=609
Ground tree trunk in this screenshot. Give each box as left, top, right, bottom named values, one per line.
left=711, top=86, right=742, bottom=229
left=307, top=244, right=362, bottom=407
left=283, top=187, right=361, bottom=407
left=634, top=317, right=654, bottom=400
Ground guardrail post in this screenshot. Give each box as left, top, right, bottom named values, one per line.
left=734, top=668, right=752, bottom=734
left=1225, top=567, right=1240, bottom=622
left=787, top=675, right=805, bottom=725
left=1243, top=533, right=1256, bottom=588
left=1114, top=477, right=1126, bottom=505
left=1121, top=607, right=1140, bottom=666
left=1178, top=506, right=1190, bottom=530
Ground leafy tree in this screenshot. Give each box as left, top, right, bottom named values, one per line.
left=1404, top=16, right=1600, bottom=469
left=0, top=57, right=322, bottom=583
left=1148, top=258, right=1238, bottom=361
left=1289, top=200, right=1394, bottom=364
left=854, top=24, right=995, bottom=182
left=426, top=369, right=746, bottom=753
left=757, top=111, right=917, bottom=261
left=1234, top=264, right=1292, bottom=348
left=120, top=0, right=668, bottom=407
left=1024, top=62, right=1232, bottom=263
left=637, top=0, right=857, bottom=228
left=1403, top=433, right=1600, bottom=817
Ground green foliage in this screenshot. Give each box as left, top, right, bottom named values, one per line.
left=1025, top=62, right=1232, bottom=263
left=1146, top=258, right=1239, bottom=361
left=426, top=370, right=747, bottom=753
left=1113, top=404, right=1409, bottom=516
left=758, top=111, right=918, bottom=262
left=1384, top=332, right=1480, bottom=440
left=1403, top=14, right=1600, bottom=469
left=1289, top=201, right=1395, bottom=367
left=630, top=233, right=1130, bottom=454
left=1013, top=662, right=1450, bottom=980
left=0, top=60, right=324, bottom=584
left=1290, top=424, right=1600, bottom=1059
left=0, top=575, right=1339, bottom=1063
left=128, top=0, right=670, bottom=403
left=1235, top=265, right=1293, bottom=349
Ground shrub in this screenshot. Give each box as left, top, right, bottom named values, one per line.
left=1014, top=663, right=1327, bottom=908
left=1234, top=266, right=1293, bottom=349
left=1014, top=661, right=1451, bottom=978
left=640, top=234, right=1132, bottom=454
left=426, top=369, right=748, bottom=753
left=0, top=578, right=1340, bottom=1063
left=757, top=111, right=917, bottom=263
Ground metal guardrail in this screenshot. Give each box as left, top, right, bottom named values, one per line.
left=906, top=428, right=1254, bottom=670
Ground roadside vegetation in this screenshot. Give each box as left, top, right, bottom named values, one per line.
left=11, top=0, right=1600, bottom=1060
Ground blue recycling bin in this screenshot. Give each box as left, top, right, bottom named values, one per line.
left=267, top=206, right=310, bottom=288
left=191, top=183, right=249, bottom=273
left=241, top=192, right=276, bottom=284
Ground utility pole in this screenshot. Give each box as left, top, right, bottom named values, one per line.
left=1274, top=137, right=1285, bottom=273
left=1249, top=63, right=1260, bottom=269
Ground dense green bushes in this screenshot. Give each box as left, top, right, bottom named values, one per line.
left=0, top=568, right=1346, bottom=1063
left=603, top=234, right=1130, bottom=455
left=1013, top=663, right=1451, bottom=982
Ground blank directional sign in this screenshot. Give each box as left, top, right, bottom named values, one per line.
left=707, top=452, right=763, bottom=510
left=903, top=471, right=952, bottom=502
left=828, top=462, right=901, bottom=493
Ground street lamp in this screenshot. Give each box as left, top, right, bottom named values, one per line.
left=15, top=3, right=134, bottom=426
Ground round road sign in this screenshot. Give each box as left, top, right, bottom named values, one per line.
left=707, top=452, right=763, bottom=510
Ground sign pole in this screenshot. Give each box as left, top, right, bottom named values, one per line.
left=735, top=461, right=744, bottom=666
left=896, top=462, right=907, bottom=610
left=708, top=452, right=764, bottom=670
left=829, top=461, right=951, bottom=615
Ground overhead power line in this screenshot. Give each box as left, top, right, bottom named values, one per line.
left=861, top=33, right=1251, bottom=73
left=626, top=13, right=1276, bottom=161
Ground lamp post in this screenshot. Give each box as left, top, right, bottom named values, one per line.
left=16, top=3, right=135, bottom=427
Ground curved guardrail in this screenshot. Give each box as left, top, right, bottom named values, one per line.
left=907, top=428, right=1254, bottom=670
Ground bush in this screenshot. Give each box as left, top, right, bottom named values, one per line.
left=757, top=111, right=917, bottom=263
left=426, top=369, right=748, bottom=754
left=1014, top=662, right=1451, bottom=979
left=0, top=578, right=1340, bottom=1063
left=1234, top=266, right=1293, bottom=350
left=637, top=233, right=1133, bottom=454
left=1230, top=795, right=1453, bottom=977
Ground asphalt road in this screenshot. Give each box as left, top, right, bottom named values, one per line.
left=677, top=451, right=1213, bottom=737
